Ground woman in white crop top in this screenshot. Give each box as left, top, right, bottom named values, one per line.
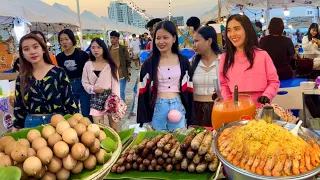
left=190, top=26, right=222, bottom=126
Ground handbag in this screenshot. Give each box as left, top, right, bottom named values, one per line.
left=90, top=89, right=111, bottom=111
left=104, top=93, right=127, bottom=122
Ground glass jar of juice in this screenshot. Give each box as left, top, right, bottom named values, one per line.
left=211, top=95, right=256, bottom=130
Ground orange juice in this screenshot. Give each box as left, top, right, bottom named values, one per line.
left=211, top=95, right=256, bottom=130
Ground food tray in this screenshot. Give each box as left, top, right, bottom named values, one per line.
left=4, top=123, right=122, bottom=180
left=107, top=131, right=218, bottom=180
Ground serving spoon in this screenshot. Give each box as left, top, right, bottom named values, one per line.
left=290, top=120, right=303, bottom=137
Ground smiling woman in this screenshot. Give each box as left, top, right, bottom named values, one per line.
left=13, top=34, right=78, bottom=131
left=218, top=14, right=280, bottom=106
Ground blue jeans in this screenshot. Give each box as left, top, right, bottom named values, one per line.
left=25, top=114, right=53, bottom=128
left=130, top=83, right=138, bottom=113
left=120, top=78, right=127, bottom=102
left=151, top=97, right=186, bottom=131
left=70, top=79, right=91, bottom=121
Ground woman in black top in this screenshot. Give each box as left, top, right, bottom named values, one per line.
left=13, top=34, right=77, bottom=131
left=259, top=18, right=295, bottom=80
left=56, top=29, right=91, bottom=120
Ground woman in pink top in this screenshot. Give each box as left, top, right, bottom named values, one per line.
left=219, top=14, right=280, bottom=105
left=82, top=38, right=120, bottom=131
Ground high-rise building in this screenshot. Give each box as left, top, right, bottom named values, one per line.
left=161, top=16, right=185, bottom=26
left=133, top=11, right=147, bottom=29
left=108, top=1, right=133, bottom=25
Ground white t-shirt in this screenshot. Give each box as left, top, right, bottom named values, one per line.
left=130, top=39, right=141, bottom=54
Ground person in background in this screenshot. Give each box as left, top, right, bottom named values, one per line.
left=13, top=31, right=58, bottom=72
left=283, top=31, right=287, bottom=36
left=140, top=34, right=147, bottom=50
left=137, top=21, right=194, bottom=131
left=56, top=29, right=91, bottom=120
left=109, top=31, right=131, bottom=102
left=13, top=34, right=77, bottom=131
left=186, top=16, right=201, bottom=31
left=295, top=29, right=302, bottom=43
left=205, top=20, right=217, bottom=26
left=129, top=34, right=141, bottom=70
left=255, top=21, right=263, bottom=38
left=146, top=18, right=163, bottom=51
left=190, top=26, right=221, bottom=126
left=259, top=17, right=295, bottom=80
left=82, top=38, right=120, bottom=132
left=302, top=23, right=320, bottom=53
left=30, top=31, right=58, bottom=66
left=219, top=14, right=280, bottom=106
left=144, top=32, right=151, bottom=42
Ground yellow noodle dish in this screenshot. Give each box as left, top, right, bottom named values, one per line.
left=217, top=120, right=320, bottom=177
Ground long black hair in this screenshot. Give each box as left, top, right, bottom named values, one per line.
left=58, top=29, right=77, bottom=46
left=19, top=34, right=53, bottom=103
left=223, top=14, right=258, bottom=79
left=150, top=20, right=181, bottom=106
left=307, top=23, right=319, bottom=41
left=89, top=38, right=118, bottom=81
left=30, top=31, right=47, bottom=43
left=191, top=26, right=221, bottom=77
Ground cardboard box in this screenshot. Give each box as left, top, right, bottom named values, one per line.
left=0, top=72, right=18, bottom=80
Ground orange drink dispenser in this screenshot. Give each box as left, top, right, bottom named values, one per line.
left=211, top=86, right=256, bottom=130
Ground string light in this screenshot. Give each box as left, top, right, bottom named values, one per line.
left=169, top=0, right=171, bottom=20
left=284, top=7, right=290, bottom=16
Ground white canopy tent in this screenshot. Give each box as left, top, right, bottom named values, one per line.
left=80, top=11, right=105, bottom=31
left=11, top=0, right=78, bottom=26
left=100, top=16, right=119, bottom=31
left=0, top=0, right=45, bottom=23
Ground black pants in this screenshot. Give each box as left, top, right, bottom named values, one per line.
left=193, top=101, right=214, bottom=127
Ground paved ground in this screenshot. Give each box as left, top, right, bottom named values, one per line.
left=118, top=62, right=140, bottom=130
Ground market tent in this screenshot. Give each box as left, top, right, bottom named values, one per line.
left=81, top=11, right=105, bottom=31
left=0, top=0, right=45, bottom=23
left=11, top=0, right=78, bottom=26
left=101, top=16, right=119, bottom=31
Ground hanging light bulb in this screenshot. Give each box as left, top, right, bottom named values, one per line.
left=46, top=42, right=51, bottom=46
left=284, top=8, right=290, bottom=16
left=260, top=15, right=265, bottom=23
left=223, top=17, right=227, bottom=22
left=288, top=24, right=293, bottom=29
left=239, top=6, right=244, bottom=15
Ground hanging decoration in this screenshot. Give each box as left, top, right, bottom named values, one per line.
left=126, top=0, right=151, bottom=20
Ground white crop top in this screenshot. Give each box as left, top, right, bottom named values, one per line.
left=193, top=60, right=219, bottom=96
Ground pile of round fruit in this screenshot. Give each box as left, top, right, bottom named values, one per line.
left=0, top=113, right=114, bottom=180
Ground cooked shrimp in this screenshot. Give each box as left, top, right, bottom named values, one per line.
left=250, top=155, right=261, bottom=173
left=264, top=155, right=275, bottom=176
left=256, top=154, right=267, bottom=175
left=232, top=150, right=243, bottom=166
left=283, top=155, right=292, bottom=176
left=272, top=154, right=286, bottom=177
left=227, top=148, right=237, bottom=161
left=244, top=155, right=255, bottom=172
left=305, top=151, right=314, bottom=171
left=221, top=142, right=233, bottom=157
left=240, top=154, right=249, bottom=169
left=310, top=150, right=319, bottom=166
left=292, top=154, right=301, bottom=175
left=299, top=152, right=308, bottom=174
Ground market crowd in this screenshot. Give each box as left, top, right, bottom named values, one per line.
left=14, top=13, right=314, bottom=132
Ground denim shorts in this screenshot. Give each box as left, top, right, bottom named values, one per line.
left=151, top=97, right=186, bottom=131
left=24, top=114, right=54, bottom=128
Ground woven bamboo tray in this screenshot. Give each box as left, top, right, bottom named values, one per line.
left=3, top=123, right=122, bottom=180
left=83, top=123, right=122, bottom=180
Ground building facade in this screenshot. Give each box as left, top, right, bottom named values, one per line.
left=108, top=1, right=133, bottom=25
left=133, top=11, right=147, bottom=28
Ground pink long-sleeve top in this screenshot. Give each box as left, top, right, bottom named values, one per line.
left=82, top=61, right=120, bottom=97
left=218, top=49, right=280, bottom=105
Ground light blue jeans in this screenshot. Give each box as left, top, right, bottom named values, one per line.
left=119, top=78, right=127, bottom=102
left=24, top=114, right=54, bottom=128
left=130, top=83, right=138, bottom=113
left=151, top=97, right=186, bottom=131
